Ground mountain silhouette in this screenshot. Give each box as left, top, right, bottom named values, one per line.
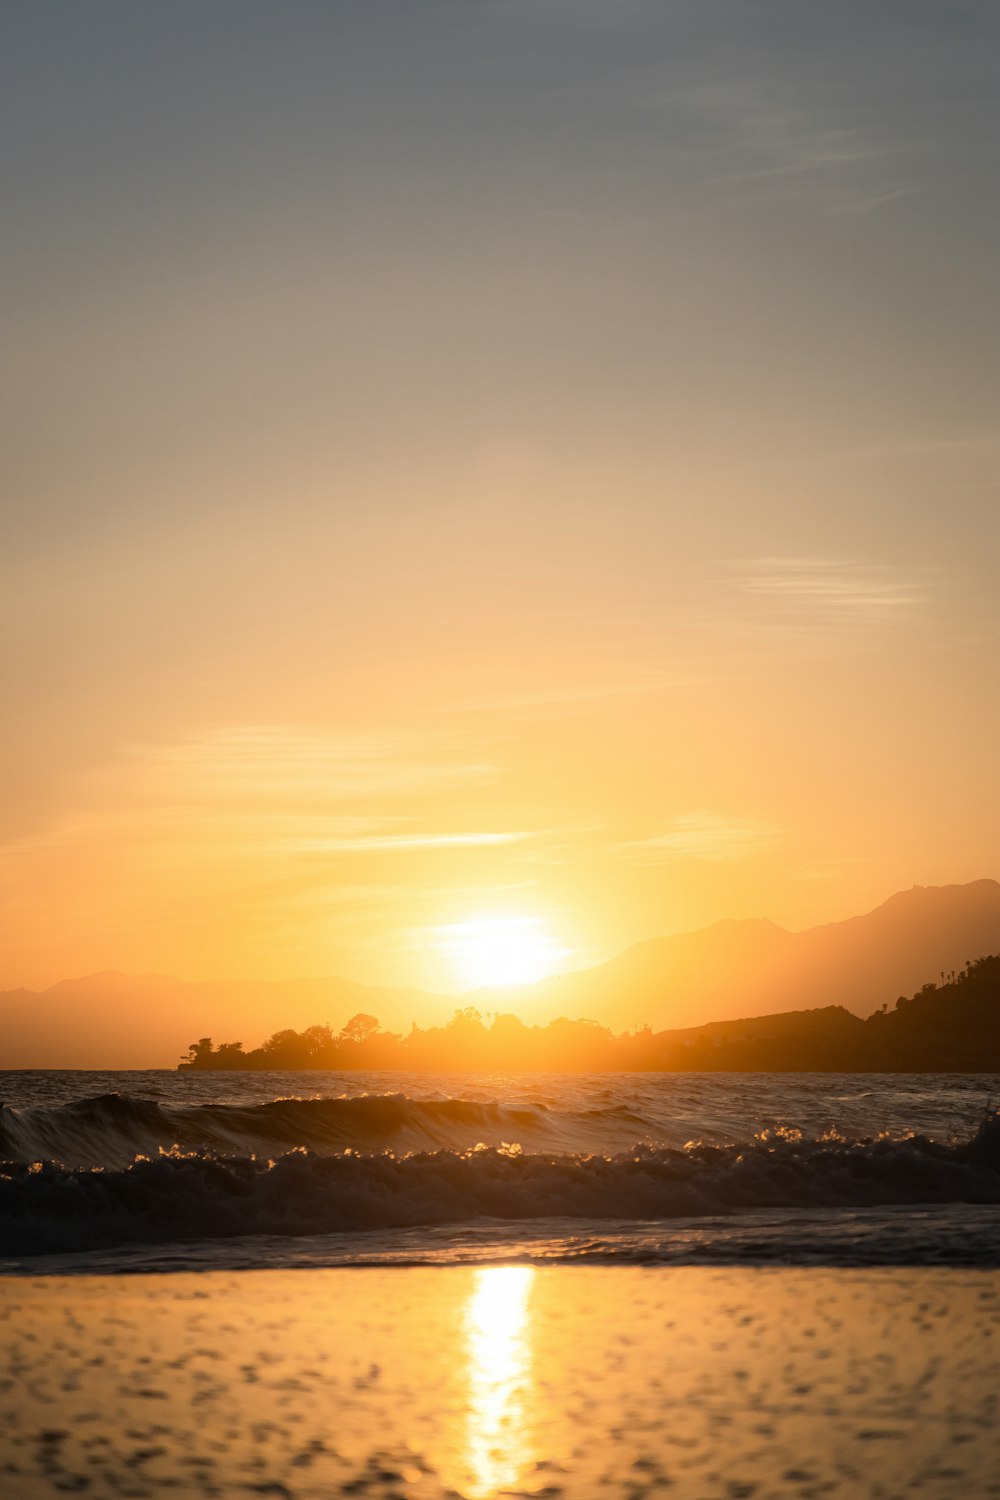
left=520, top=879, right=1000, bottom=1031
left=1, top=879, right=998, bottom=1067
left=0, top=972, right=444, bottom=1070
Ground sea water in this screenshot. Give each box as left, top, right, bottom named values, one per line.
left=2, top=1069, right=999, bottom=1272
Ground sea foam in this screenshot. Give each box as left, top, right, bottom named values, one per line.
left=2, top=1101, right=999, bottom=1258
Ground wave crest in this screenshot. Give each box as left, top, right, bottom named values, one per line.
left=3, top=1111, right=999, bottom=1258
left=0, top=1092, right=568, bottom=1170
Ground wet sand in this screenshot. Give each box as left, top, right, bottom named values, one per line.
left=1, top=1266, right=999, bottom=1499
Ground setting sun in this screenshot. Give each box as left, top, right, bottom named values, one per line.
left=435, top=914, right=571, bottom=991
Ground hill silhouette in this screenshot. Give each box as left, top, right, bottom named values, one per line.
left=517, top=880, right=1000, bottom=1030
left=2, top=879, right=999, bottom=1068
left=180, top=955, right=1000, bottom=1073
left=0, top=971, right=442, bottom=1070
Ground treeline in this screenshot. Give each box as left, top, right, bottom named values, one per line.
left=177, top=955, right=1000, bottom=1073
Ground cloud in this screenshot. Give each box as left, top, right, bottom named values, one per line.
left=825, top=185, right=921, bottom=217
left=736, top=557, right=931, bottom=613
left=148, top=725, right=497, bottom=802
left=0, top=725, right=520, bottom=869
left=283, top=831, right=532, bottom=855
left=451, top=673, right=699, bottom=715
left=793, top=856, right=876, bottom=882
left=655, top=57, right=918, bottom=218
left=0, top=722, right=548, bottom=982
left=620, top=812, right=778, bottom=863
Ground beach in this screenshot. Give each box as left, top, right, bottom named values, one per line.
left=3, top=1265, right=999, bottom=1499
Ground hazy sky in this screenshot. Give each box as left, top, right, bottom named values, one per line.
left=2, top=1, right=997, bottom=993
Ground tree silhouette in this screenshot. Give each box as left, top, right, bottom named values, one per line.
left=340, top=1013, right=379, bottom=1045
left=177, top=956, right=1000, bottom=1073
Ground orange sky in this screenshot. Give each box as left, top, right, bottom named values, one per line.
left=1, top=4, right=997, bottom=997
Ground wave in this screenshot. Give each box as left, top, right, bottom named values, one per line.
left=0, top=1091, right=586, bottom=1169
left=3, top=1110, right=1000, bottom=1259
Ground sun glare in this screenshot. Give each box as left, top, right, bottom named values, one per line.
left=436, top=913, right=570, bottom=990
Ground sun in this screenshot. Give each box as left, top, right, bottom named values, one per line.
left=435, top=913, right=570, bottom=990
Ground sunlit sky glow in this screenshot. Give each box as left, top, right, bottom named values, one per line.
left=1, top=2, right=997, bottom=998
left=435, top=915, right=572, bottom=990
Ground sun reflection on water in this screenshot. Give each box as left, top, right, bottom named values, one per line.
left=463, top=1265, right=536, bottom=1498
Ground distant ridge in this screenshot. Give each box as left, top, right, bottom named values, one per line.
left=0, top=972, right=445, bottom=1071
left=520, top=879, right=1000, bottom=1032
left=178, top=955, right=1000, bottom=1074
left=1, top=879, right=999, bottom=1067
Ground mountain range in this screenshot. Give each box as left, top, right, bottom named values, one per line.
left=2, top=879, right=999, bottom=1068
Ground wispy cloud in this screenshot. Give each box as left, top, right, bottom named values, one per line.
left=284, top=831, right=532, bottom=855
left=148, top=725, right=497, bottom=802
left=849, top=432, right=1000, bottom=460
left=736, top=558, right=932, bottom=613
left=620, top=812, right=778, bottom=863
left=793, top=856, right=876, bottom=882
left=0, top=726, right=523, bottom=869
left=825, top=185, right=921, bottom=217
left=0, top=722, right=547, bottom=982
left=451, top=673, right=699, bottom=715
left=661, top=75, right=916, bottom=217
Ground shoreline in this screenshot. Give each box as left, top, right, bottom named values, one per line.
left=5, top=1202, right=1000, bottom=1276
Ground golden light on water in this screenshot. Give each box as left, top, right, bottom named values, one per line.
left=436, top=914, right=570, bottom=990
left=463, top=1266, right=536, bottom=1497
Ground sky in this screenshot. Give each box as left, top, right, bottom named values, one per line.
left=1, top=1, right=998, bottom=996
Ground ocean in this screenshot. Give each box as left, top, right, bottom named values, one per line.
left=3, top=1069, right=999, bottom=1272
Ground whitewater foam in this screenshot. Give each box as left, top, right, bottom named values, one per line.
left=3, top=1111, right=1000, bottom=1260
left=3, top=1072, right=1000, bottom=1268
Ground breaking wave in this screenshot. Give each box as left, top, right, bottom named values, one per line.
left=0, top=1091, right=611, bottom=1170
left=2, top=1104, right=1000, bottom=1259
